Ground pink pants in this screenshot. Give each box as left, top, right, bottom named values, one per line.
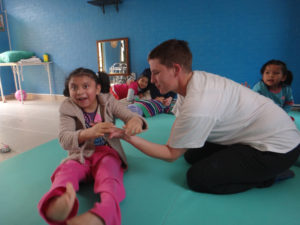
left=38, top=146, right=125, bottom=225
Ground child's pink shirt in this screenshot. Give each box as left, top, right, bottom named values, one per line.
left=113, top=81, right=139, bottom=99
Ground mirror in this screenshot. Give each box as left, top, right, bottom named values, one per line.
left=97, top=37, right=130, bottom=76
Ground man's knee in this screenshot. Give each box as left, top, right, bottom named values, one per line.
left=186, top=166, right=211, bottom=193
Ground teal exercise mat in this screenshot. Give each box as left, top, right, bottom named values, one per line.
left=1, top=114, right=300, bottom=225
left=289, top=111, right=300, bottom=165
left=289, top=110, right=300, bottom=130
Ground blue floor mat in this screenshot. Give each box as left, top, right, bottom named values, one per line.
left=1, top=113, right=300, bottom=225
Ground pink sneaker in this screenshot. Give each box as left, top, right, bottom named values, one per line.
left=0, top=143, right=11, bottom=153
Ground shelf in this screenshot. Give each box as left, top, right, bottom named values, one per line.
left=87, top=0, right=122, bottom=14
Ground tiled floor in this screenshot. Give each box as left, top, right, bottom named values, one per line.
left=0, top=97, right=63, bottom=162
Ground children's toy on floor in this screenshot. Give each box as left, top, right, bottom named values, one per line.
left=0, top=143, right=11, bottom=153
left=15, top=90, right=27, bottom=101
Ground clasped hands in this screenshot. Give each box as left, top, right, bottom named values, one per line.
left=90, top=116, right=143, bottom=139
left=155, top=96, right=172, bottom=106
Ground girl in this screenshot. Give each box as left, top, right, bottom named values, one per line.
left=127, top=98, right=176, bottom=118
left=110, top=74, right=149, bottom=102
left=38, top=68, right=147, bottom=225
left=253, top=59, right=294, bottom=113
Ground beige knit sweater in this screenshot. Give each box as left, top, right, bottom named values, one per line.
left=58, top=93, right=148, bottom=168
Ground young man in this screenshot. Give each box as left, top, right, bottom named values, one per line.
left=141, top=68, right=177, bottom=106
left=121, top=39, right=300, bottom=194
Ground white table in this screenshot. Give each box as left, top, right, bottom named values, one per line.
left=0, top=61, right=52, bottom=104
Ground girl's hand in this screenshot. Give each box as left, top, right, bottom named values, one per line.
left=126, top=79, right=134, bottom=85
left=155, top=97, right=164, bottom=103
left=78, top=122, right=115, bottom=144
left=123, top=116, right=143, bottom=136
left=241, top=82, right=250, bottom=88
left=108, top=127, right=125, bottom=139
left=162, top=97, right=172, bottom=106
left=90, top=122, right=115, bottom=137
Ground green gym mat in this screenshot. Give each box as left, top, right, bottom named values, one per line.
left=0, top=113, right=300, bottom=225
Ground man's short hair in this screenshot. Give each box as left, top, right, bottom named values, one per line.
left=148, top=39, right=192, bottom=72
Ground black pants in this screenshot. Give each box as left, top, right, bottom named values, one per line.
left=184, top=142, right=300, bottom=194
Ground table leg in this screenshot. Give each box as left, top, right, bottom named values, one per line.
left=0, top=75, right=6, bottom=103
left=11, top=65, right=18, bottom=91
left=44, top=64, right=52, bottom=95
left=16, top=65, right=24, bottom=104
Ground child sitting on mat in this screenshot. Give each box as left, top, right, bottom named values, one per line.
left=38, top=68, right=147, bottom=225
left=252, top=59, right=294, bottom=113
left=110, top=73, right=149, bottom=102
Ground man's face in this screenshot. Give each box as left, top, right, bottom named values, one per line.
left=149, top=59, right=175, bottom=94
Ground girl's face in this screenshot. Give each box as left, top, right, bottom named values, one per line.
left=137, top=76, right=149, bottom=89
left=262, top=64, right=286, bottom=88
left=68, top=75, right=101, bottom=112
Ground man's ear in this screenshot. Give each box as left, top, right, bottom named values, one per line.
left=173, top=63, right=181, bottom=76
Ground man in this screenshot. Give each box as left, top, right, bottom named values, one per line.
left=141, top=68, right=177, bottom=106
left=121, top=39, right=300, bottom=194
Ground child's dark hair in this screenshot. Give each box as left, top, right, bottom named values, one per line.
left=63, top=67, right=110, bottom=97
left=260, top=59, right=293, bottom=86
left=97, top=71, right=110, bottom=93
left=141, top=68, right=151, bottom=81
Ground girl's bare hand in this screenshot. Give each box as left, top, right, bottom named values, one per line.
left=91, top=122, right=115, bottom=137
left=108, top=127, right=125, bottom=139
left=162, top=97, right=172, bottom=106
left=241, top=82, right=250, bottom=88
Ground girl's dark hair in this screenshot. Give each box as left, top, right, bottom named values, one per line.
left=260, top=59, right=293, bottom=86
left=63, top=67, right=110, bottom=97
left=97, top=71, right=110, bottom=93
left=141, top=68, right=151, bottom=80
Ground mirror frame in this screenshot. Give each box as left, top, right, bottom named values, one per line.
left=96, top=37, right=130, bottom=76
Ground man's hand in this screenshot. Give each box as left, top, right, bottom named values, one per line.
left=108, top=127, right=126, bottom=139
left=123, top=116, right=143, bottom=136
